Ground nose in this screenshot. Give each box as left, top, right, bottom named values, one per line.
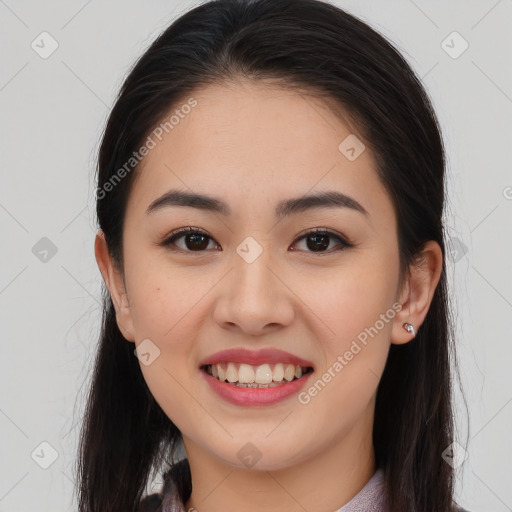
left=212, top=246, right=295, bottom=336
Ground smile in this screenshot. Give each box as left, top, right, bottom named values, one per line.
left=201, top=363, right=314, bottom=406
left=202, top=362, right=313, bottom=388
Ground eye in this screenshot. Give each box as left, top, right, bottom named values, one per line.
left=159, top=227, right=353, bottom=254
left=159, top=226, right=220, bottom=253
left=291, top=228, right=352, bottom=254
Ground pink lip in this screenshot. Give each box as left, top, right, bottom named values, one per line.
left=198, top=348, right=314, bottom=368
left=201, top=368, right=314, bottom=406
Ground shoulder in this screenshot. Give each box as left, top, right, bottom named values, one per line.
left=138, top=459, right=190, bottom=512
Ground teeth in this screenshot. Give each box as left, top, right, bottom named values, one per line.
left=226, top=362, right=238, bottom=383
left=238, top=363, right=255, bottom=383
left=206, top=362, right=310, bottom=384
left=272, top=363, right=284, bottom=381
left=284, top=364, right=295, bottom=381
left=255, top=364, right=273, bottom=384
left=217, top=364, right=226, bottom=381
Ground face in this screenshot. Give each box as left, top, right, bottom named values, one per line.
left=105, top=80, right=406, bottom=472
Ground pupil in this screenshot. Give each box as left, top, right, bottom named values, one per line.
left=187, top=234, right=208, bottom=250
left=307, top=234, right=329, bottom=251
left=185, top=234, right=330, bottom=252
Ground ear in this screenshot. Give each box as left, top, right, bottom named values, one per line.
left=94, top=230, right=135, bottom=342
left=391, top=240, right=443, bottom=345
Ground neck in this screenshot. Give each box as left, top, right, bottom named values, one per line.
left=183, top=407, right=376, bottom=512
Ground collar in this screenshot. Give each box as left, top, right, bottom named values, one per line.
left=160, top=467, right=386, bottom=512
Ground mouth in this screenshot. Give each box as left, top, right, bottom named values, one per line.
left=201, top=362, right=314, bottom=388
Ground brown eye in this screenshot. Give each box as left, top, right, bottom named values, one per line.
left=161, top=227, right=219, bottom=252
left=160, top=227, right=352, bottom=255
left=291, top=229, right=352, bottom=254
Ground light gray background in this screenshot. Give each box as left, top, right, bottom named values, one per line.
left=1, top=1, right=511, bottom=510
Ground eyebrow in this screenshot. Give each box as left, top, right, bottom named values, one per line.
left=145, top=189, right=369, bottom=219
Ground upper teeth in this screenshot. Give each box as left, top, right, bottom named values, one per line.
left=208, top=362, right=308, bottom=384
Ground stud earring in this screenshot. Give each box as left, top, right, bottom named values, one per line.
left=403, top=322, right=416, bottom=337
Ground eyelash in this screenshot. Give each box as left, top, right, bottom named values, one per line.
left=159, top=226, right=353, bottom=255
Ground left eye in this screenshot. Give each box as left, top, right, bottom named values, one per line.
left=160, top=227, right=352, bottom=254
left=292, top=229, right=352, bottom=253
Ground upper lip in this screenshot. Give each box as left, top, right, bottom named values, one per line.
left=199, top=348, right=314, bottom=368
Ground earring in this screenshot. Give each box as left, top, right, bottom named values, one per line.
left=403, top=322, right=416, bottom=337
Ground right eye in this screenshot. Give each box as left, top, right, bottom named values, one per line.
left=160, top=226, right=221, bottom=253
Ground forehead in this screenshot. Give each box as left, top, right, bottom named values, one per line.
left=126, top=80, right=393, bottom=225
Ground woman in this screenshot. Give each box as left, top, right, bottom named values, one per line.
left=77, top=0, right=470, bottom=510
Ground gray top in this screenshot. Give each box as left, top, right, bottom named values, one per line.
left=160, top=467, right=386, bottom=512
left=139, top=462, right=470, bottom=512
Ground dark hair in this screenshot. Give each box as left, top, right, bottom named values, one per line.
left=77, top=0, right=466, bottom=510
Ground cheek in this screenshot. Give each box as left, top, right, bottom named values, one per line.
left=124, top=255, right=211, bottom=372
left=299, top=260, right=398, bottom=348
left=301, top=267, right=397, bottom=415
left=299, top=272, right=395, bottom=421
left=124, top=253, right=201, bottom=335
left=130, top=278, right=204, bottom=431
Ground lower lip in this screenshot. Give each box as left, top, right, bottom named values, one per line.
left=201, top=368, right=313, bottom=406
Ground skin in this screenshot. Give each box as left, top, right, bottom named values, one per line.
left=95, top=79, right=443, bottom=512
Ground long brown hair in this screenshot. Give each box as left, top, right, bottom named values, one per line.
left=77, top=1, right=467, bottom=510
